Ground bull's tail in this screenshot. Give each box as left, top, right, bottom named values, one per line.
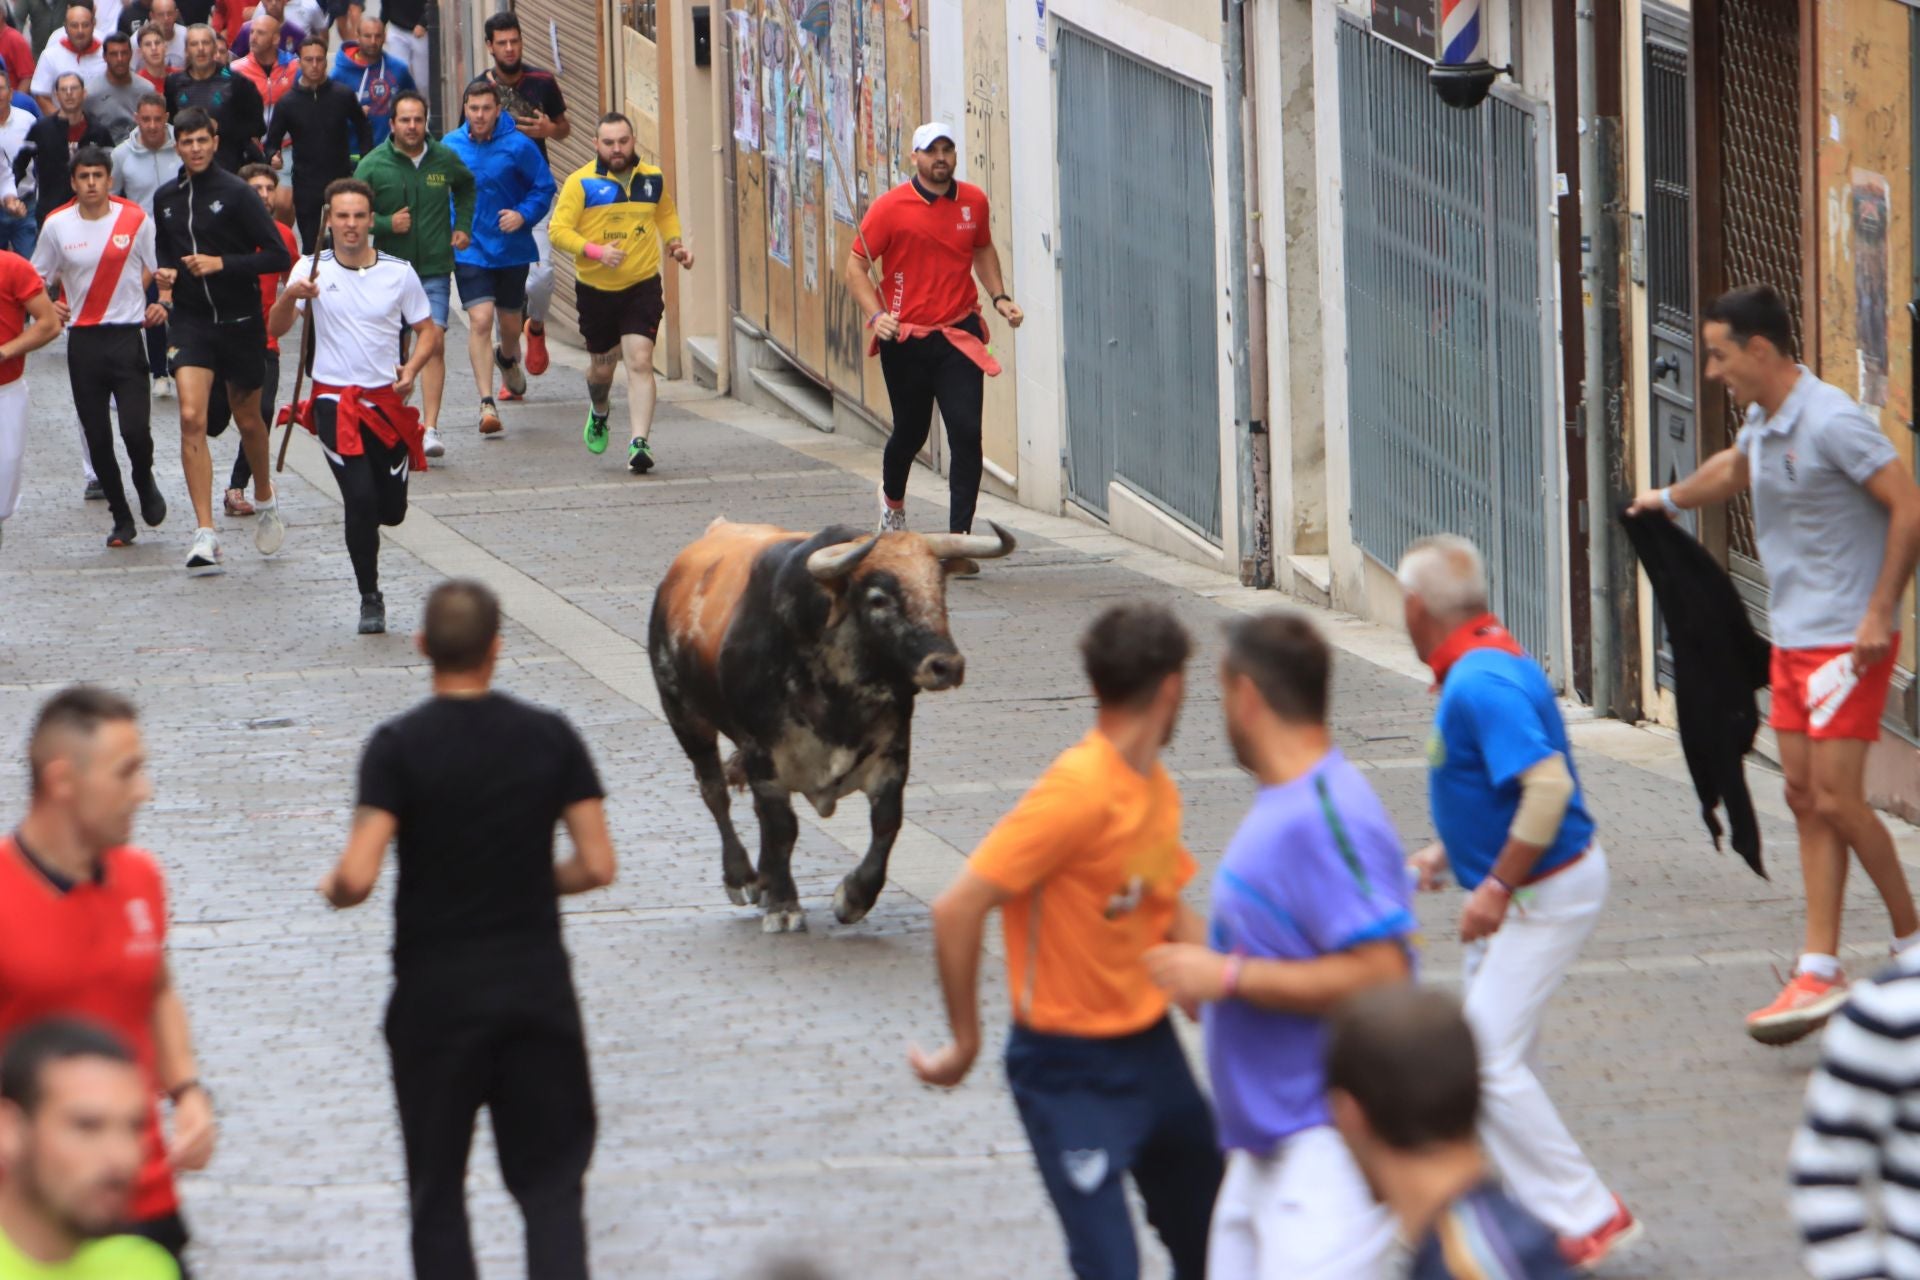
left=723, top=749, right=749, bottom=792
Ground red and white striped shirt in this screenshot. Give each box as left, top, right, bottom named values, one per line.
left=31, top=196, right=155, bottom=326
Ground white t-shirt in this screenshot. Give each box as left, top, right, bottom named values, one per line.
left=32, top=35, right=107, bottom=97
left=31, top=197, right=155, bottom=325
left=0, top=108, right=29, bottom=201
left=292, top=250, right=430, bottom=389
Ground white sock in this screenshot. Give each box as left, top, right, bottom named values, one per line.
left=1798, top=952, right=1842, bottom=981
left=1894, top=929, right=1920, bottom=955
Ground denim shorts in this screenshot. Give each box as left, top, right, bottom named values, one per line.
left=453, top=263, right=529, bottom=313
left=418, top=272, right=450, bottom=327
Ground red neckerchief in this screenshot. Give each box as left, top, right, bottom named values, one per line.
left=1426, top=613, right=1528, bottom=689
left=60, top=36, right=100, bottom=56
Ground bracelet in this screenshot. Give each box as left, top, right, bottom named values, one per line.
left=1486, top=875, right=1516, bottom=897
left=867, top=310, right=884, bottom=329
left=991, top=292, right=1011, bottom=304
left=1659, top=487, right=1683, bottom=518
left=1222, top=954, right=1243, bottom=998
left=167, top=1078, right=208, bottom=1105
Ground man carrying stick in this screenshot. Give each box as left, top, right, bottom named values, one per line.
left=268, top=176, right=436, bottom=635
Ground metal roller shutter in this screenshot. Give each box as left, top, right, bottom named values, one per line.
left=510, top=0, right=602, bottom=342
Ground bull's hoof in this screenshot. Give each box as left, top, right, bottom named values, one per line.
left=762, top=902, right=807, bottom=933
left=726, top=879, right=763, bottom=906
left=833, top=880, right=875, bottom=925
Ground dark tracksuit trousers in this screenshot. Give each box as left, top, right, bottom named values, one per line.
left=67, top=325, right=155, bottom=527
left=877, top=312, right=987, bottom=534
left=385, top=945, right=596, bottom=1280
left=314, top=397, right=409, bottom=597
left=1005, top=1017, right=1222, bottom=1280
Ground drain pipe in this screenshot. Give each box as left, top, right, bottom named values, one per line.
left=1576, top=0, right=1613, bottom=715
left=1225, top=0, right=1272, bottom=587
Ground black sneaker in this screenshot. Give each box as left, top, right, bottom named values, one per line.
left=134, top=473, right=166, bottom=527
left=83, top=480, right=104, bottom=501
left=106, top=518, right=136, bottom=548
left=357, top=592, right=386, bottom=635
left=627, top=435, right=654, bottom=474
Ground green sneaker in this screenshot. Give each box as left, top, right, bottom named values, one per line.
left=584, top=410, right=610, bottom=454
left=627, top=436, right=654, bottom=474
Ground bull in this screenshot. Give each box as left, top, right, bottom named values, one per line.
left=649, top=518, right=1016, bottom=932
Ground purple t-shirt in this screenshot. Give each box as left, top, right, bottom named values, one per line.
left=1202, top=749, right=1418, bottom=1153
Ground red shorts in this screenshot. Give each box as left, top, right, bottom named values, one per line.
left=1770, top=640, right=1899, bottom=741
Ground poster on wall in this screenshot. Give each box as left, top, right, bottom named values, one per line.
left=771, top=63, right=790, bottom=160
left=730, top=11, right=759, bottom=149
left=802, top=202, right=820, bottom=291
left=803, top=53, right=823, bottom=162
left=768, top=160, right=794, bottom=265
left=828, top=0, right=856, bottom=223
left=1853, top=169, right=1891, bottom=409
left=760, top=15, right=784, bottom=161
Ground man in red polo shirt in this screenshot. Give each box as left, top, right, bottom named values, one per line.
left=844, top=121, right=1022, bottom=537
left=0, top=687, right=217, bottom=1274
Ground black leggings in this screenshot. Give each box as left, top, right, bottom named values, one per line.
left=316, top=397, right=410, bottom=596
left=67, top=324, right=155, bottom=526
left=877, top=314, right=987, bottom=534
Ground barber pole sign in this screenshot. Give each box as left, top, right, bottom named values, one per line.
left=1440, top=0, right=1484, bottom=65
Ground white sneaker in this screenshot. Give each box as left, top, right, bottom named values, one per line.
left=423, top=428, right=446, bottom=458
left=253, top=496, right=285, bottom=556
left=152, top=375, right=174, bottom=399
left=877, top=484, right=907, bottom=533
left=185, top=527, right=222, bottom=575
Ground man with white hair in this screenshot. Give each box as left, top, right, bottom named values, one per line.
left=1398, top=534, right=1640, bottom=1271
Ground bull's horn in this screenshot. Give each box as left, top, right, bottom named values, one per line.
left=922, top=522, right=1017, bottom=562
left=806, top=536, right=880, bottom=582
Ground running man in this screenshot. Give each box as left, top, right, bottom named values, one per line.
left=845, top=121, right=1021, bottom=536
left=443, top=78, right=550, bottom=438
left=322, top=578, right=615, bottom=1278
left=0, top=686, right=218, bottom=1271
left=550, top=110, right=690, bottom=475
left=1630, top=283, right=1920, bottom=1045
left=31, top=142, right=168, bottom=548
left=152, top=106, right=291, bottom=573
left=0, top=1020, right=181, bottom=1280
left=477, top=10, right=567, bottom=379
left=913, top=602, right=1222, bottom=1280
left=108, top=91, right=176, bottom=395
left=29, top=4, right=102, bottom=115
left=162, top=24, right=262, bottom=174
left=208, top=160, right=295, bottom=520
left=0, top=234, right=57, bottom=550
left=355, top=89, right=472, bottom=459
left=1143, top=612, right=1416, bottom=1279
left=262, top=35, right=367, bottom=251
left=1399, top=535, right=1639, bottom=1268
left=327, top=13, right=408, bottom=148
left=268, top=177, right=436, bottom=634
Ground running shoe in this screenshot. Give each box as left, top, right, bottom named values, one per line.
left=525, top=324, right=550, bottom=375
left=423, top=428, right=446, bottom=458
left=584, top=410, right=610, bottom=455
left=223, top=489, right=255, bottom=517
left=1559, top=1196, right=1643, bottom=1272
left=1747, top=970, right=1850, bottom=1046
left=185, top=526, right=222, bottom=575
left=495, top=346, right=527, bottom=398
left=358, top=591, right=386, bottom=635
left=253, top=495, right=286, bottom=556
left=83, top=480, right=104, bottom=501
left=627, top=436, right=654, bottom=474
left=478, top=398, right=503, bottom=436
left=152, top=375, right=174, bottom=399
left=876, top=484, right=907, bottom=533
left=106, top=518, right=136, bottom=548
left=135, top=472, right=167, bottom=527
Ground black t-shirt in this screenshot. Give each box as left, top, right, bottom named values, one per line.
left=481, top=64, right=565, bottom=159
left=357, top=691, right=604, bottom=961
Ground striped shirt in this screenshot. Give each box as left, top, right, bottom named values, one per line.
left=1792, top=953, right=1920, bottom=1279
left=1412, top=1182, right=1570, bottom=1280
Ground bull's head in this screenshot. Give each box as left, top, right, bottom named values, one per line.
left=802, top=523, right=1017, bottom=691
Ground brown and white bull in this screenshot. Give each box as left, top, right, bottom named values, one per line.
left=648, top=518, right=1016, bottom=932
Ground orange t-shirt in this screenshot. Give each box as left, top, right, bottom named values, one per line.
left=968, top=732, right=1195, bottom=1038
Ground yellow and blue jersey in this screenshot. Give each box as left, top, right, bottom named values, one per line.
left=549, top=159, right=683, bottom=291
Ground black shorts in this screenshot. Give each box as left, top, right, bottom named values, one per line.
left=169, top=313, right=267, bottom=391
left=576, top=276, right=664, bottom=355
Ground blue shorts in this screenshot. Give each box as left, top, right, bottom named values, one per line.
left=418, top=273, right=450, bottom=327
left=454, top=263, right=529, bottom=313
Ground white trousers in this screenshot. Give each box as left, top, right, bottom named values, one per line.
left=1207, top=1129, right=1395, bottom=1280
left=385, top=23, right=429, bottom=102
left=527, top=215, right=553, bottom=325
left=0, top=378, right=29, bottom=519
left=1463, top=843, right=1617, bottom=1239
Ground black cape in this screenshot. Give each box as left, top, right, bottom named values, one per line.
left=1620, top=509, right=1772, bottom=878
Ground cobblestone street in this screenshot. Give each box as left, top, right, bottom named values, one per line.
left=0, top=326, right=1897, bottom=1278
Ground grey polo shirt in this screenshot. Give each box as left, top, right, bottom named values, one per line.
left=1735, top=367, right=1898, bottom=649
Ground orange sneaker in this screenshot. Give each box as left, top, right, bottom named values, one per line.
left=1746, top=970, right=1849, bottom=1046
left=525, top=324, right=549, bottom=375
left=1559, top=1197, right=1642, bottom=1272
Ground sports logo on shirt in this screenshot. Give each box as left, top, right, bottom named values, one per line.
left=962, top=206, right=972, bottom=223
left=1784, top=448, right=1798, bottom=483
left=110, top=233, right=130, bottom=249
left=124, top=897, right=159, bottom=957
left=1103, top=876, right=1145, bottom=920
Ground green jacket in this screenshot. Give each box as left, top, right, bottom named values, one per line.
left=355, top=136, right=476, bottom=278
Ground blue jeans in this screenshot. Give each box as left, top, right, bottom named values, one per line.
left=1005, top=1018, right=1222, bottom=1280
left=0, top=211, right=36, bottom=259
left=419, top=273, right=450, bottom=328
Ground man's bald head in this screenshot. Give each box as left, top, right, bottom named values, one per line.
left=28, top=687, right=137, bottom=796
left=421, top=580, right=501, bottom=674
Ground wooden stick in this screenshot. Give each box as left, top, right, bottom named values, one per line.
left=275, top=214, right=328, bottom=473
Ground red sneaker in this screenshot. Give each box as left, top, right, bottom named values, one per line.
left=1746, top=970, right=1849, bottom=1046
left=1559, top=1197, right=1642, bottom=1272
left=525, top=325, right=549, bottom=375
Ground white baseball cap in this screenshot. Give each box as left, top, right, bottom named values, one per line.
left=911, top=122, right=957, bottom=153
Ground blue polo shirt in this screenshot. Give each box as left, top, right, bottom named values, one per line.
left=1428, top=648, right=1593, bottom=888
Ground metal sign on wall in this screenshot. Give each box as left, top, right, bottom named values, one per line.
left=1372, top=0, right=1437, bottom=59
